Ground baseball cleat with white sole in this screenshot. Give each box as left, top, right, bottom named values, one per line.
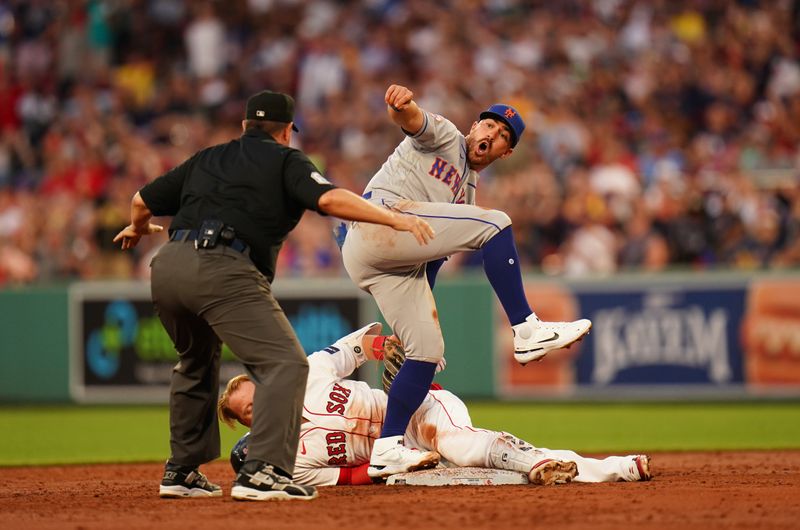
left=528, top=459, right=578, bottom=485
left=231, top=461, right=318, bottom=501
left=159, top=464, right=222, bottom=498
left=367, top=435, right=440, bottom=479
left=513, top=314, right=592, bottom=365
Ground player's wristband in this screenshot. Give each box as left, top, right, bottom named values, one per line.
left=372, top=336, right=388, bottom=360
left=337, top=464, right=374, bottom=485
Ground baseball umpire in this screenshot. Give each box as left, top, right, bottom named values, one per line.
left=113, top=89, right=434, bottom=501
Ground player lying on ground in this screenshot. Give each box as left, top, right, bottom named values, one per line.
left=218, top=323, right=652, bottom=486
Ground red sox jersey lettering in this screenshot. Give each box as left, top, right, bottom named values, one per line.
left=325, top=382, right=352, bottom=415
left=326, top=431, right=348, bottom=465
left=291, top=324, right=399, bottom=485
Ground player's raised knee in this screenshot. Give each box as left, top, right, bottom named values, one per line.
left=486, top=209, right=512, bottom=230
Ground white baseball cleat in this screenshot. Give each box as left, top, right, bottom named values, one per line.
left=528, top=459, right=578, bottom=486
left=367, top=435, right=440, bottom=479
left=512, top=314, right=592, bottom=365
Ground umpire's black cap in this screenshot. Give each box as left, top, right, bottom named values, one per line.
left=245, top=90, right=299, bottom=132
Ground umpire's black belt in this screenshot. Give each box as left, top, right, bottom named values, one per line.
left=169, top=229, right=249, bottom=254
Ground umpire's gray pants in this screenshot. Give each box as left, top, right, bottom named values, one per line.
left=150, top=240, right=308, bottom=476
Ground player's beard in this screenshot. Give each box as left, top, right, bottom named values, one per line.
left=466, top=136, right=494, bottom=168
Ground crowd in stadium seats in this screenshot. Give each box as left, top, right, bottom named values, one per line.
left=0, top=0, right=798, bottom=285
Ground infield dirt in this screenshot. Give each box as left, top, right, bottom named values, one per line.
left=1, top=450, right=798, bottom=530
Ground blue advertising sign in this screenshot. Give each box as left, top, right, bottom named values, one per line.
left=574, top=287, right=746, bottom=386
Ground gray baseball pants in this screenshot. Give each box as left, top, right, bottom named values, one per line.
left=150, top=239, right=307, bottom=476
left=342, top=199, right=511, bottom=363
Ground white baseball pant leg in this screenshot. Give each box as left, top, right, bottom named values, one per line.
left=405, top=390, right=642, bottom=482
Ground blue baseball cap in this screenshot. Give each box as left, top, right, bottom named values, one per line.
left=479, top=104, right=525, bottom=147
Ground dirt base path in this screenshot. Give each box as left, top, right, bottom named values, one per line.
left=1, top=451, right=798, bottom=530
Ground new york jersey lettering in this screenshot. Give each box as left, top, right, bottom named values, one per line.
left=428, top=158, right=463, bottom=196
left=442, top=165, right=457, bottom=185
left=450, top=171, right=463, bottom=193
left=429, top=157, right=447, bottom=179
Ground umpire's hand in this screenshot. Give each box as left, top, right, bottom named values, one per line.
left=114, top=191, right=163, bottom=250
left=318, top=188, right=435, bottom=246
left=389, top=212, right=435, bottom=246
left=113, top=223, right=164, bottom=250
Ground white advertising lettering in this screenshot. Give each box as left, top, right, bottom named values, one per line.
left=592, top=306, right=731, bottom=384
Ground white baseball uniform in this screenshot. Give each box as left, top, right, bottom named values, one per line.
left=341, top=111, right=512, bottom=363
left=290, top=323, right=646, bottom=486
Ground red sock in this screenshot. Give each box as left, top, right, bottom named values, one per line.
left=372, top=336, right=388, bottom=360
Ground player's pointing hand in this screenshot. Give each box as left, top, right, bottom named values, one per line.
left=384, top=84, right=425, bottom=133
left=385, top=84, right=414, bottom=112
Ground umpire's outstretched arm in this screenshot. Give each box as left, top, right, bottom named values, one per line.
left=318, top=188, right=435, bottom=246
left=113, top=192, right=163, bottom=250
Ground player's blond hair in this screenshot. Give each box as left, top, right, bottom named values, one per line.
left=217, top=374, right=252, bottom=429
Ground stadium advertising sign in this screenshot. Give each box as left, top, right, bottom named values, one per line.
left=70, top=281, right=368, bottom=403
left=741, top=279, right=800, bottom=392
left=573, top=287, right=745, bottom=389
left=497, top=276, right=800, bottom=399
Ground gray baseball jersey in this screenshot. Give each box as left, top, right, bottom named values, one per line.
left=365, top=111, right=477, bottom=205
left=342, top=110, right=511, bottom=363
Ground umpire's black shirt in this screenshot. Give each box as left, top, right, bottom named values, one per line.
left=139, top=129, right=335, bottom=282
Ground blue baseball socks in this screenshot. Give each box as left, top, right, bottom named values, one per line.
left=482, top=226, right=532, bottom=326
left=380, top=359, right=437, bottom=438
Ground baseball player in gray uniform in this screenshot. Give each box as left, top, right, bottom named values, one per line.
left=340, top=84, right=593, bottom=479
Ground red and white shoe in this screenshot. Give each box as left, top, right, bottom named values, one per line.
left=529, top=459, right=578, bottom=485
left=513, top=314, right=592, bottom=365
left=634, top=455, right=652, bottom=481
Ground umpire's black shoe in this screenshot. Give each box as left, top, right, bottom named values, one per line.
left=231, top=460, right=318, bottom=501
left=159, top=462, right=222, bottom=498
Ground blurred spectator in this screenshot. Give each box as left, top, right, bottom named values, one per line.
left=0, top=0, right=799, bottom=287
left=184, top=2, right=226, bottom=80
